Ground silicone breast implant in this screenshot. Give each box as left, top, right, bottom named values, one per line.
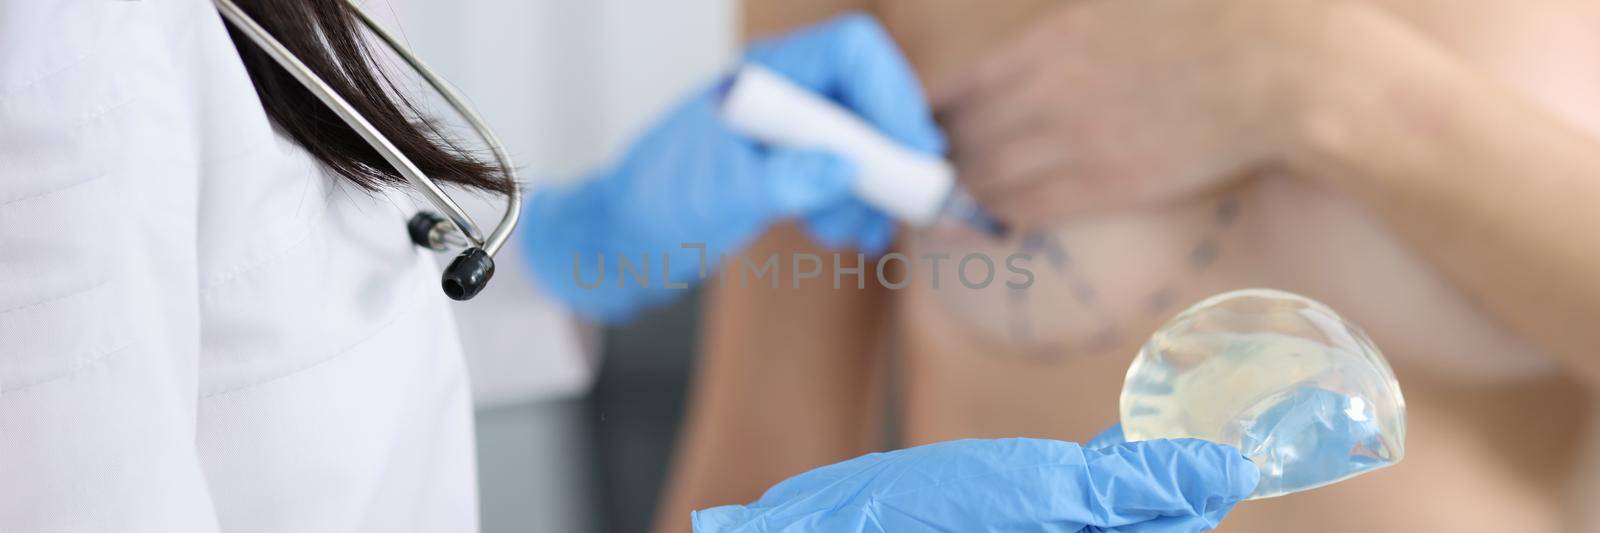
left=1120, top=289, right=1406, bottom=499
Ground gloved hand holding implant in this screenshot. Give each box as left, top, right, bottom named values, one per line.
left=694, top=435, right=1259, bottom=533
left=694, top=288, right=1408, bottom=532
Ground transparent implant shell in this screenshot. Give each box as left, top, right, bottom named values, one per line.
left=1120, top=289, right=1406, bottom=499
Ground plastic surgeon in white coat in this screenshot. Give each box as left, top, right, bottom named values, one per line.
left=0, top=1, right=1260, bottom=531
left=2, top=0, right=489, bottom=530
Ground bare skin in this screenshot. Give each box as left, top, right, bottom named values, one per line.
left=656, top=1, right=1600, bottom=531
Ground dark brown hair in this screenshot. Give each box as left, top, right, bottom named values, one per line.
left=223, top=0, right=514, bottom=195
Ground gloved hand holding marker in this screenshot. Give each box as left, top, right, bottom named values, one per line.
left=520, top=13, right=949, bottom=321
left=718, top=64, right=1008, bottom=236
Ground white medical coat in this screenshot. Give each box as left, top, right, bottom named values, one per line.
left=0, top=1, right=478, bottom=530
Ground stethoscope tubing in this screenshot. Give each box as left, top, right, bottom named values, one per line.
left=213, top=0, right=522, bottom=281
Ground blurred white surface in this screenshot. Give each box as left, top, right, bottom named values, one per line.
left=382, top=0, right=738, bottom=407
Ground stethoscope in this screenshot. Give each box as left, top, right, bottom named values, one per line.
left=213, top=0, right=520, bottom=301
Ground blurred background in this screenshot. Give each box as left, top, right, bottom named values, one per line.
left=386, top=1, right=739, bottom=531
left=316, top=2, right=1600, bottom=532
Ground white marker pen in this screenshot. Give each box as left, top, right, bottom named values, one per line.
left=718, top=64, right=1004, bottom=235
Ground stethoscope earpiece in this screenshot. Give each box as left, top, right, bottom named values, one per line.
left=408, top=212, right=456, bottom=251
left=442, top=248, right=495, bottom=301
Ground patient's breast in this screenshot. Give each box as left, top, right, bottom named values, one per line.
left=900, top=174, right=1558, bottom=384
left=884, top=0, right=1596, bottom=384
left=903, top=186, right=1260, bottom=359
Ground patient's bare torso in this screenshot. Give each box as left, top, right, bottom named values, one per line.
left=883, top=1, right=1598, bottom=530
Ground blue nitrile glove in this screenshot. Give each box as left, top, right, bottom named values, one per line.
left=744, top=13, right=944, bottom=251
left=520, top=13, right=941, bottom=322
left=692, top=434, right=1259, bottom=533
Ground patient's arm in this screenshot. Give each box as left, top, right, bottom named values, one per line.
left=651, top=222, right=892, bottom=532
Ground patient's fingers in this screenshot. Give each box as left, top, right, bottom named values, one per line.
left=942, top=73, right=1050, bottom=161
left=928, top=24, right=1049, bottom=110
left=957, top=125, right=1072, bottom=199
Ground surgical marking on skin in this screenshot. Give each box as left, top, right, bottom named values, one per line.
left=1190, top=238, right=1219, bottom=270
left=1044, top=239, right=1071, bottom=272
left=1020, top=230, right=1051, bottom=253
left=1146, top=287, right=1177, bottom=315
left=1070, top=281, right=1098, bottom=306
left=1021, top=229, right=1071, bottom=272
left=1007, top=286, right=1034, bottom=342
left=1216, top=195, right=1240, bottom=227
left=998, top=195, right=1240, bottom=361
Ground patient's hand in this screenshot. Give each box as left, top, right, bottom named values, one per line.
left=933, top=0, right=1363, bottom=227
